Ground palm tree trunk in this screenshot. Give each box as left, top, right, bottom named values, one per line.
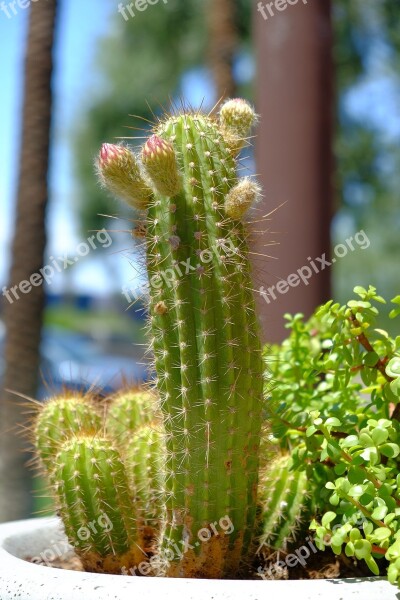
left=207, top=0, right=238, bottom=99
left=0, top=0, right=58, bottom=522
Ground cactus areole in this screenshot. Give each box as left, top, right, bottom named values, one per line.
left=98, top=100, right=264, bottom=578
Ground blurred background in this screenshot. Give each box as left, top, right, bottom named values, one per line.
left=0, top=0, right=399, bottom=520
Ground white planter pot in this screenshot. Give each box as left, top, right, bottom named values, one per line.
left=0, top=517, right=397, bottom=599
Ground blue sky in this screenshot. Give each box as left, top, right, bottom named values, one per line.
left=0, top=0, right=119, bottom=293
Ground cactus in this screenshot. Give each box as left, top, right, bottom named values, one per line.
left=126, top=423, right=166, bottom=529
left=32, top=388, right=166, bottom=572
left=97, top=99, right=264, bottom=578
left=257, top=454, right=311, bottom=554
left=52, top=434, right=146, bottom=573
left=34, top=393, right=102, bottom=470
left=105, top=387, right=159, bottom=444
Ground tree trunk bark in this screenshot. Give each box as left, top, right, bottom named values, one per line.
left=253, top=0, right=334, bottom=343
left=207, top=0, right=238, bottom=100
left=0, top=0, right=58, bottom=522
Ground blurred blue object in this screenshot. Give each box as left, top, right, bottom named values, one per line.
left=38, top=327, right=148, bottom=398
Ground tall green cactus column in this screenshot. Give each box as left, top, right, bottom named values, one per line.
left=97, top=99, right=264, bottom=578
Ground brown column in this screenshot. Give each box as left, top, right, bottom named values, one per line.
left=0, top=0, right=58, bottom=521
left=252, top=0, right=334, bottom=343
left=207, top=0, right=238, bottom=99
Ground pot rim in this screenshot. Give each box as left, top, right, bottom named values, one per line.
left=0, top=517, right=397, bottom=600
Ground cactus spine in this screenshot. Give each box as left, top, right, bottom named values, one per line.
left=98, top=100, right=264, bottom=578
left=258, top=455, right=311, bottom=554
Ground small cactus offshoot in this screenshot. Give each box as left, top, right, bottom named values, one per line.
left=34, top=393, right=102, bottom=470
left=126, top=423, right=166, bottom=529
left=53, top=435, right=145, bottom=573
left=257, top=454, right=311, bottom=554
left=33, top=387, right=162, bottom=573
left=105, top=387, right=159, bottom=445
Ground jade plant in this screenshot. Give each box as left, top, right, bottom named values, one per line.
left=264, top=286, right=400, bottom=585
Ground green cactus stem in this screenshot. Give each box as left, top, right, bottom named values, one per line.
left=125, top=423, right=166, bottom=530
left=53, top=434, right=146, bottom=573
left=34, top=393, right=102, bottom=471
left=257, top=454, right=311, bottom=554
left=98, top=99, right=264, bottom=578
left=105, top=387, right=159, bottom=445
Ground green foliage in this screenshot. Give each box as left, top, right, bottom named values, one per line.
left=266, top=285, right=400, bottom=586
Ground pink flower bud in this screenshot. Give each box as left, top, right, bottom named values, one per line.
left=143, top=135, right=174, bottom=160
left=142, top=135, right=181, bottom=197
left=96, top=143, right=152, bottom=209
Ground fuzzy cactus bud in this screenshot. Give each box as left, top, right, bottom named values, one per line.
left=224, top=178, right=261, bottom=220
left=97, top=143, right=152, bottom=209
left=219, top=98, right=257, bottom=155
left=141, top=135, right=181, bottom=197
